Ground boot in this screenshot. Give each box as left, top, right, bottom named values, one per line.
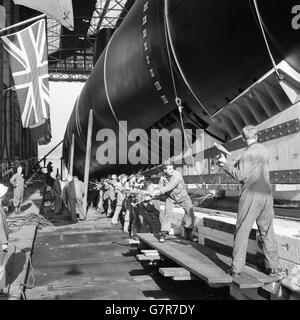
left=159, top=231, right=167, bottom=243
left=184, top=228, right=198, bottom=242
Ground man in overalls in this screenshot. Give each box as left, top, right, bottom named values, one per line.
left=111, top=174, right=128, bottom=226
left=217, top=125, right=282, bottom=277
left=9, top=166, right=24, bottom=214
left=67, top=176, right=85, bottom=222
left=152, top=163, right=195, bottom=243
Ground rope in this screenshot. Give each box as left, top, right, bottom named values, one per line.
left=163, top=2, right=206, bottom=187
left=163, top=9, right=224, bottom=192
left=163, top=0, right=213, bottom=117
left=2, top=85, right=15, bottom=92
left=252, top=0, right=284, bottom=80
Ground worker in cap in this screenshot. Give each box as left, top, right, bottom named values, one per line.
left=217, top=125, right=283, bottom=278
left=151, top=163, right=195, bottom=243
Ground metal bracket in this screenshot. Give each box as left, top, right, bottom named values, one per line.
left=270, top=170, right=300, bottom=184
left=205, top=118, right=300, bottom=159
left=258, top=118, right=300, bottom=143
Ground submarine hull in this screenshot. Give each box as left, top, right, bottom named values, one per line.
left=63, top=0, right=300, bottom=178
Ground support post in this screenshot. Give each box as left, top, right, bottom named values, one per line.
left=0, top=33, right=3, bottom=157
left=69, top=133, right=75, bottom=177
left=60, top=157, right=63, bottom=180
left=83, top=109, right=93, bottom=218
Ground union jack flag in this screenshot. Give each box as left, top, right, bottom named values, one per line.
left=1, top=19, right=51, bottom=132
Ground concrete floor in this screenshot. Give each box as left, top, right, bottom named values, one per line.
left=26, top=209, right=230, bottom=300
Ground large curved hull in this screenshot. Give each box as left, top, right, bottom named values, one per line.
left=63, top=0, right=300, bottom=178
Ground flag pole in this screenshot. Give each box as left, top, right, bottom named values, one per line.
left=0, top=13, right=46, bottom=35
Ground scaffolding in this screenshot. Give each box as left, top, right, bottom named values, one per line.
left=47, top=0, right=134, bottom=82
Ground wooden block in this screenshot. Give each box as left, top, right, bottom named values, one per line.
left=238, top=287, right=266, bottom=300
left=172, top=274, right=198, bottom=281
left=243, top=265, right=279, bottom=284
left=136, top=254, right=161, bottom=261
left=230, top=285, right=251, bottom=300
left=231, top=272, right=264, bottom=289
left=136, top=233, right=232, bottom=285
left=141, top=250, right=159, bottom=257
left=159, top=267, right=190, bottom=277
left=128, top=239, right=140, bottom=245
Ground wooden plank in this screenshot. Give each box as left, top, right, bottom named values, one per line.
left=159, top=267, right=191, bottom=277
left=231, top=272, right=264, bottom=289
left=83, top=109, right=93, bottom=218
left=203, top=217, right=257, bottom=240
left=198, top=225, right=259, bottom=255
left=136, top=254, right=161, bottom=261
left=136, top=233, right=232, bottom=285
left=213, top=249, right=279, bottom=285
left=230, top=285, right=267, bottom=300
left=172, top=275, right=199, bottom=281
left=230, top=285, right=251, bottom=300
left=141, top=250, right=159, bottom=257
left=128, top=239, right=140, bottom=245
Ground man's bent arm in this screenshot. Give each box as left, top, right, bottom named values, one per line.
left=223, top=154, right=252, bottom=184
left=159, top=175, right=181, bottom=194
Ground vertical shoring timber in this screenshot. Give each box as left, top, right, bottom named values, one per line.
left=83, top=109, right=93, bottom=218
left=0, top=33, right=3, bottom=159
left=69, top=133, right=75, bottom=177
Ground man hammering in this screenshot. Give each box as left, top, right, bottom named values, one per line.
left=217, top=125, right=284, bottom=278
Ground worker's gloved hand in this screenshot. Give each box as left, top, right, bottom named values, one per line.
left=216, top=153, right=227, bottom=167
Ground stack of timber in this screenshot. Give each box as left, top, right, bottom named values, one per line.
left=135, top=233, right=282, bottom=293
left=153, top=205, right=300, bottom=299
left=196, top=212, right=300, bottom=299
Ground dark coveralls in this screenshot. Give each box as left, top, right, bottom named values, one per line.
left=223, top=142, right=280, bottom=273
left=103, top=181, right=116, bottom=216
left=53, top=178, right=63, bottom=214
left=67, top=178, right=85, bottom=222
left=158, top=170, right=194, bottom=232
left=9, top=173, right=24, bottom=210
